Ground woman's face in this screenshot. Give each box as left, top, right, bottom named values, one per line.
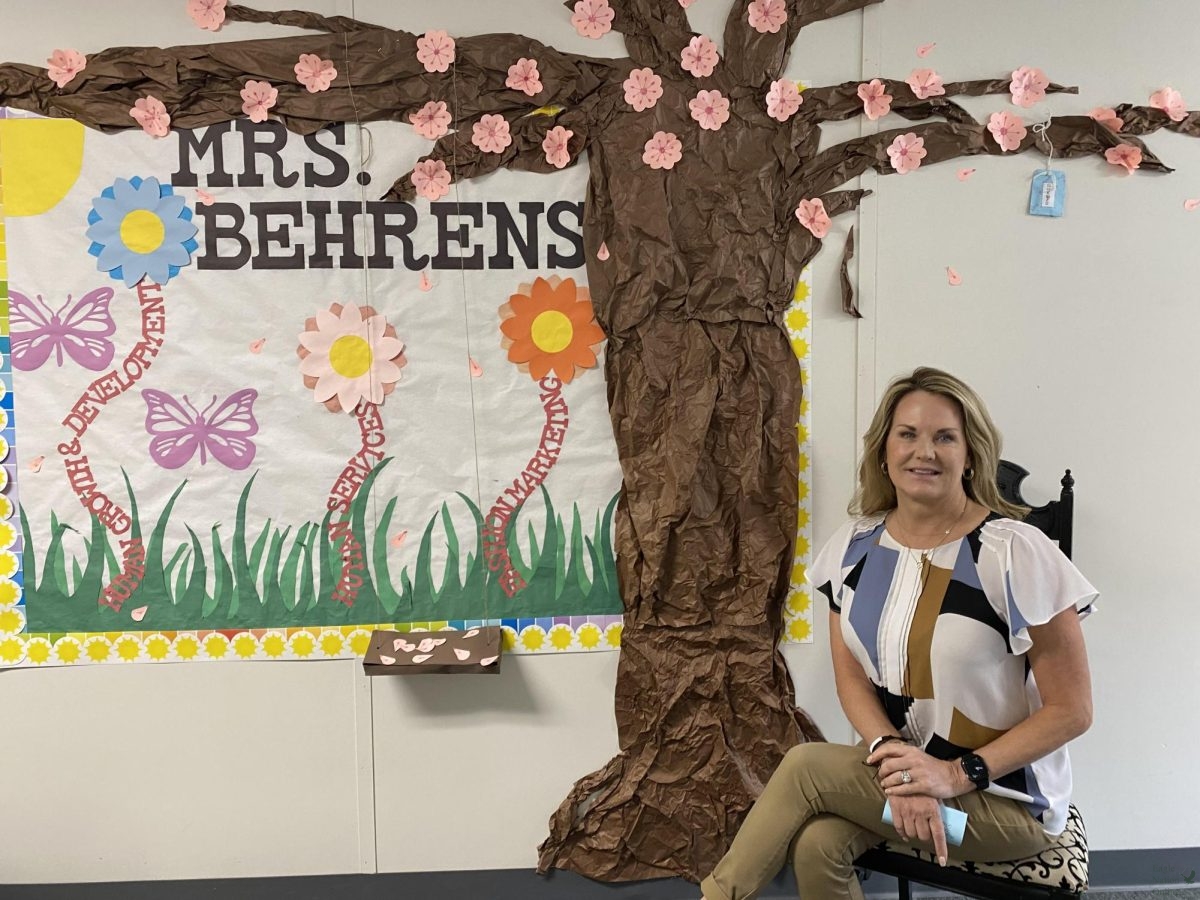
left=884, top=390, right=971, bottom=509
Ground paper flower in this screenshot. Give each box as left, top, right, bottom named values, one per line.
left=766, top=79, right=802, bottom=122
left=130, top=96, right=171, bottom=138
left=643, top=131, right=683, bottom=170
left=411, top=159, right=452, bottom=200
left=1009, top=66, right=1048, bottom=108
left=46, top=49, right=86, bottom=88
left=689, top=89, right=730, bottom=131
left=987, top=111, right=1026, bottom=152
left=572, top=0, right=615, bottom=39
left=415, top=30, right=454, bottom=75
left=472, top=114, right=512, bottom=153
left=499, top=275, right=605, bottom=384
left=1089, top=107, right=1124, bottom=132
left=240, top=80, right=278, bottom=123
left=410, top=100, right=451, bottom=140
left=294, top=54, right=337, bottom=93
left=85, top=176, right=198, bottom=288
left=298, top=301, right=407, bottom=414
left=1150, top=87, right=1188, bottom=123
left=679, top=0, right=696, bottom=6
left=1105, top=144, right=1142, bottom=174
left=747, top=0, right=787, bottom=34
left=543, top=126, right=574, bottom=169
left=906, top=69, right=944, bottom=100
left=795, top=198, right=831, bottom=238
left=681, top=35, right=719, bottom=78
left=623, top=67, right=663, bottom=111
left=886, top=133, right=926, bottom=174
left=187, top=0, right=226, bottom=31
left=506, top=57, right=543, bottom=96
left=857, top=79, right=892, bottom=121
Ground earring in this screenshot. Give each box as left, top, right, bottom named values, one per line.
left=880, top=461, right=889, bottom=474
left=963, top=467, right=975, bottom=481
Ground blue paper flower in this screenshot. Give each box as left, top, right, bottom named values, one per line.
left=86, top=176, right=198, bottom=288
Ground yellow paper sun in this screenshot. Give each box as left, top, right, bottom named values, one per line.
left=0, top=581, right=25, bottom=605
left=349, top=630, right=372, bottom=657
left=233, top=634, right=258, bottom=659
left=115, top=636, right=142, bottom=662
left=0, top=636, right=25, bottom=663
left=145, top=635, right=171, bottom=661
left=501, top=627, right=518, bottom=651
left=203, top=634, right=229, bottom=659
left=290, top=632, right=315, bottom=658
left=604, top=622, right=623, bottom=649
left=54, top=638, right=82, bottom=664
left=26, top=638, right=52, bottom=665
left=84, top=638, right=112, bottom=663
left=320, top=631, right=344, bottom=656
left=548, top=624, right=575, bottom=651
left=262, top=632, right=286, bottom=658
left=519, top=626, right=546, bottom=652
left=174, top=635, right=200, bottom=660
left=0, top=607, right=23, bottom=634
left=577, top=623, right=602, bottom=650
left=787, top=618, right=812, bottom=641
left=499, top=276, right=605, bottom=383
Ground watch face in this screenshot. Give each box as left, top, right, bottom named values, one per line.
left=962, top=754, right=989, bottom=786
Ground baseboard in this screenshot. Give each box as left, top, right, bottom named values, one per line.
left=2, top=849, right=1198, bottom=899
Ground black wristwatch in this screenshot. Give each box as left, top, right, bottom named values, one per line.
left=960, top=753, right=990, bottom=791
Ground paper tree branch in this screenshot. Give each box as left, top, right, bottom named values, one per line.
left=801, top=77, right=1076, bottom=125
left=598, top=0, right=695, bottom=71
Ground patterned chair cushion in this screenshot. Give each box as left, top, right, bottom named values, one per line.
left=870, top=803, right=1088, bottom=894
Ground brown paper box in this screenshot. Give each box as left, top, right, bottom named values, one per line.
left=362, top=626, right=503, bottom=676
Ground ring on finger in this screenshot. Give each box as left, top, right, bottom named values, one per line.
left=899, top=769, right=912, bottom=784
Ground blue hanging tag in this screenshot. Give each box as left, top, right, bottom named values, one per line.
left=1029, top=169, right=1066, bottom=217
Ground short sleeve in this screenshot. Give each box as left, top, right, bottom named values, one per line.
left=807, top=518, right=874, bottom=613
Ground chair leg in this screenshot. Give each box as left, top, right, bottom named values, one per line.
left=898, top=875, right=912, bottom=900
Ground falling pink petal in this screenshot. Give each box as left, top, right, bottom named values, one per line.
left=1185, top=198, right=1200, bottom=211
left=28, top=455, right=46, bottom=473
left=464, top=629, right=480, bottom=638
left=454, top=648, right=471, bottom=661
left=412, top=653, right=432, bottom=663
left=196, top=189, right=215, bottom=206
left=480, top=655, right=499, bottom=666
left=46, top=48, right=86, bottom=88
left=249, top=338, right=266, bottom=354
left=130, top=606, right=149, bottom=622
left=469, top=357, right=484, bottom=378
left=419, top=270, right=433, bottom=291
left=956, top=168, right=976, bottom=181
left=597, top=241, right=610, bottom=261
left=946, top=266, right=962, bottom=286
left=391, top=530, right=409, bottom=548
left=380, top=655, right=397, bottom=665
left=916, top=42, right=937, bottom=58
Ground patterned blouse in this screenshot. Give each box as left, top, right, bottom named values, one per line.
left=811, top=515, right=1097, bottom=836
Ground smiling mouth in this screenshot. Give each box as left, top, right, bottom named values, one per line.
left=908, top=468, right=940, bottom=476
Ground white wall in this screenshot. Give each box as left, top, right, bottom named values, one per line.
left=0, top=0, right=1195, bottom=884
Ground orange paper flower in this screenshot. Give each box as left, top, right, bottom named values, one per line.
left=499, top=276, right=605, bottom=383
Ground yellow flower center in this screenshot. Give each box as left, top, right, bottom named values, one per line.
left=120, top=209, right=166, bottom=254
left=329, top=334, right=373, bottom=378
left=530, top=310, right=573, bottom=354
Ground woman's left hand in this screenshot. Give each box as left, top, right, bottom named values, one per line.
left=869, top=742, right=964, bottom=799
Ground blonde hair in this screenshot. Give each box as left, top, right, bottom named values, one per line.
left=850, top=367, right=1028, bottom=519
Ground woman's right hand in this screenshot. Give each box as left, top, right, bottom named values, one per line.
left=887, top=793, right=949, bottom=865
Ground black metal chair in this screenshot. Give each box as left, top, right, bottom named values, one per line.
left=853, top=461, right=1087, bottom=900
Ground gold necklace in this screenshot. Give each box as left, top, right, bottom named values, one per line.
left=890, top=496, right=970, bottom=584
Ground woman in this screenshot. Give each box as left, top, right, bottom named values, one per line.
left=700, top=367, right=1096, bottom=900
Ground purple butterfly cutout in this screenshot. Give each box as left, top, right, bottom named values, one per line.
left=142, top=389, right=259, bottom=470
left=10, top=287, right=117, bottom=371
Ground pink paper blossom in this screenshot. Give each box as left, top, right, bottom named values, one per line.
left=1150, top=86, right=1188, bottom=123
left=747, top=0, right=787, bottom=34
left=240, top=80, right=278, bottom=123
left=472, top=114, right=512, bottom=153
left=506, top=57, right=543, bottom=96
left=416, top=30, right=455, bottom=74
left=187, top=0, right=226, bottom=31
left=886, top=132, right=926, bottom=174
left=795, top=198, right=831, bottom=238
left=680, top=35, right=719, bottom=78
left=130, top=96, right=171, bottom=138
left=410, top=100, right=452, bottom=140
left=679, top=0, right=696, bottom=6
left=1009, top=66, right=1049, bottom=108
left=543, top=125, right=574, bottom=169
left=411, top=159, right=452, bottom=200
left=46, top=49, right=86, bottom=88
left=857, top=79, right=892, bottom=121
left=1105, top=144, right=1142, bottom=174
left=765, top=79, right=802, bottom=122
left=987, top=111, right=1026, bottom=152
left=572, top=0, right=615, bottom=39
left=623, top=67, right=664, bottom=111
left=1089, top=107, right=1124, bottom=133
left=642, top=131, right=683, bottom=170
left=689, top=89, right=730, bottom=131
left=294, top=53, right=337, bottom=93
left=906, top=68, right=944, bottom=100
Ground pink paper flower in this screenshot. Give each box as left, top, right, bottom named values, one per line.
left=1105, top=144, right=1142, bottom=174
left=689, top=89, right=730, bottom=131
left=543, top=125, right=574, bottom=169
left=130, top=96, right=171, bottom=138
left=747, top=0, right=787, bottom=34
left=886, top=132, right=926, bottom=174
left=46, top=49, right=86, bottom=88
left=187, top=0, right=227, bottom=31
left=416, top=30, right=455, bottom=74
left=623, top=67, right=664, bottom=111
left=1009, top=66, right=1049, bottom=108
left=679, top=0, right=696, bottom=6
left=680, top=35, right=719, bottom=78
left=240, top=80, right=278, bottom=123
left=1150, top=86, right=1188, bottom=123
left=411, top=159, right=452, bottom=200
left=1089, top=107, right=1124, bottom=133
left=906, top=68, right=945, bottom=100
left=642, top=131, right=683, bottom=170
left=765, top=79, right=802, bottom=122
left=410, top=100, right=452, bottom=140
left=506, top=57, right=543, bottom=96
left=795, top=198, right=831, bottom=238
left=572, top=0, right=615, bottom=39
left=295, top=53, right=337, bottom=93
left=857, top=79, right=893, bottom=121
left=987, top=111, right=1026, bottom=152
left=472, top=114, right=512, bottom=153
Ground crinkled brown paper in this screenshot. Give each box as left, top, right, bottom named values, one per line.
left=2, top=0, right=1193, bottom=883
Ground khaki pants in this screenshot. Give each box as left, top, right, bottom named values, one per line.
left=700, top=742, right=1054, bottom=900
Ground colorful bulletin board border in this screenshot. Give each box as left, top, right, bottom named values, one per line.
left=784, top=269, right=814, bottom=643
